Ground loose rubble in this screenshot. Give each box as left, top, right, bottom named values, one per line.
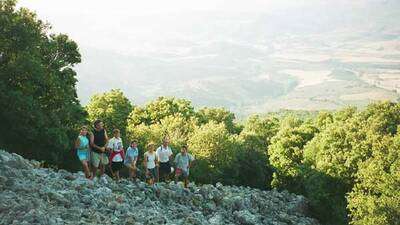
left=0, top=150, right=319, bottom=225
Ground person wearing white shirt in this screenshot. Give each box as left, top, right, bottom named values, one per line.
left=156, top=137, right=173, bottom=182
left=143, top=142, right=158, bottom=185
left=107, top=129, right=124, bottom=181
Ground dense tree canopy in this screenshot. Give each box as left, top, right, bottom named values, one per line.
left=0, top=0, right=86, bottom=169
left=196, top=107, right=241, bottom=134
left=347, top=134, right=400, bottom=225
left=188, top=122, right=238, bottom=184
left=86, top=89, right=132, bottom=137
left=128, top=96, right=195, bottom=126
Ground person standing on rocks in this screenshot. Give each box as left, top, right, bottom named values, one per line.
left=107, top=129, right=124, bottom=181
left=74, top=126, right=92, bottom=179
left=90, top=119, right=109, bottom=178
left=156, top=137, right=173, bottom=182
left=124, top=140, right=139, bottom=180
left=143, top=142, right=158, bottom=185
left=174, top=145, right=194, bottom=188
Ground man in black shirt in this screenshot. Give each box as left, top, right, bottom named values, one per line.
left=90, top=119, right=109, bottom=177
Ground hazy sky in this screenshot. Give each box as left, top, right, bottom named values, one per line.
left=18, top=0, right=324, bottom=15
left=17, top=0, right=379, bottom=51
left=18, top=0, right=297, bottom=52
left=16, top=0, right=399, bottom=109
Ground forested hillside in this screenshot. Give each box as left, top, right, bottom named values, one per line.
left=1, top=1, right=399, bottom=225
left=85, top=91, right=400, bottom=225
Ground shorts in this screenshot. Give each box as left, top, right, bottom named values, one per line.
left=91, top=151, right=109, bottom=168
left=111, top=161, right=123, bottom=172
left=175, top=168, right=189, bottom=178
left=124, top=158, right=137, bottom=167
left=146, top=168, right=158, bottom=179
left=77, top=149, right=89, bottom=161
left=159, top=162, right=171, bottom=176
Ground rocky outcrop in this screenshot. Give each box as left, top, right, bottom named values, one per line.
left=0, top=150, right=319, bottom=225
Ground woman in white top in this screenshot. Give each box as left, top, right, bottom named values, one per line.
left=143, top=142, right=159, bottom=185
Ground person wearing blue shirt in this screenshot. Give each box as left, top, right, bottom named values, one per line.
left=124, top=140, right=139, bottom=180
left=74, top=126, right=92, bottom=179
left=174, top=145, right=194, bottom=188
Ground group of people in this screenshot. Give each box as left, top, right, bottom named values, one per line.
left=74, top=119, right=194, bottom=187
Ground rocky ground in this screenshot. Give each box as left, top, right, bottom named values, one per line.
left=0, top=150, right=319, bottom=225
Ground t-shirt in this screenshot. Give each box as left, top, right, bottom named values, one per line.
left=156, top=146, right=173, bottom=163
left=107, top=137, right=124, bottom=162
left=174, top=153, right=194, bottom=171
left=124, top=147, right=139, bottom=165
left=93, top=128, right=106, bottom=147
left=144, top=151, right=157, bottom=169
left=78, top=135, right=89, bottom=151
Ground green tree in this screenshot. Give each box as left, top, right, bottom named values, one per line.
left=86, top=89, right=132, bottom=137
left=127, top=123, right=164, bottom=153
left=268, top=116, right=318, bottom=192
left=302, top=102, right=400, bottom=225
left=240, top=115, right=280, bottom=148
left=128, top=97, right=195, bottom=126
left=347, top=135, right=400, bottom=225
left=197, top=107, right=241, bottom=134
left=234, top=115, right=280, bottom=189
left=0, top=0, right=86, bottom=170
left=127, top=115, right=197, bottom=152
left=304, top=102, right=400, bottom=184
left=188, top=122, right=238, bottom=184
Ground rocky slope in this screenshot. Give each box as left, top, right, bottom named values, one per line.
left=0, top=150, right=319, bottom=225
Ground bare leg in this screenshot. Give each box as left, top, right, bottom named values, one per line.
left=99, top=164, right=105, bottom=177
left=115, top=171, right=120, bottom=181
left=184, top=177, right=189, bottom=188
left=92, top=165, right=98, bottom=178
left=128, top=165, right=135, bottom=179
left=82, top=161, right=91, bottom=178
left=156, top=167, right=160, bottom=183
left=147, top=177, right=153, bottom=185
left=128, top=167, right=133, bottom=179
left=108, top=165, right=116, bottom=179
left=132, top=165, right=137, bottom=179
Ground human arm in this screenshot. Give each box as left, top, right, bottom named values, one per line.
left=132, top=150, right=138, bottom=167
left=168, top=148, right=173, bottom=162
left=131, top=158, right=137, bottom=168
left=143, top=153, right=148, bottom=170
left=129, top=149, right=137, bottom=168
left=90, top=132, right=106, bottom=152
left=155, top=154, right=159, bottom=167
left=174, top=154, right=179, bottom=166
left=188, top=154, right=195, bottom=169
left=106, top=138, right=113, bottom=152
left=104, top=129, right=109, bottom=143
left=74, top=137, right=80, bottom=150
left=134, top=152, right=139, bottom=166
left=104, top=129, right=110, bottom=152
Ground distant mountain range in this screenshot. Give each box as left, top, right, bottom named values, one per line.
left=74, top=0, right=400, bottom=117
